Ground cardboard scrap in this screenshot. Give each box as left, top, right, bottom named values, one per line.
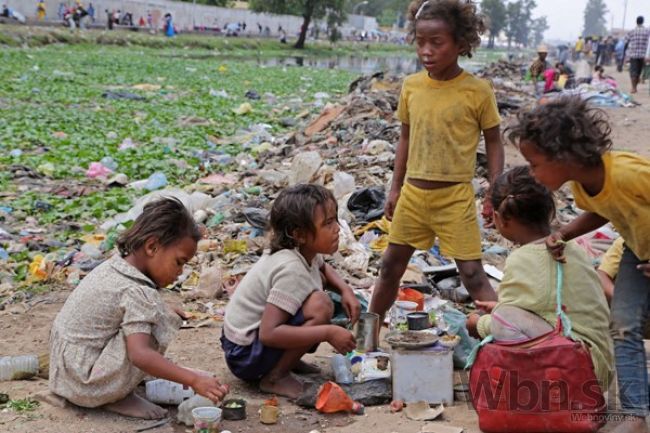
left=420, top=425, right=463, bottom=433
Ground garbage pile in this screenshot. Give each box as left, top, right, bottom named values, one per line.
left=0, top=61, right=618, bottom=318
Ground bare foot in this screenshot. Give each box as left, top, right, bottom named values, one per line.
left=260, top=373, right=303, bottom=399
left=104, top=392, right=168, bottom=419
left=609, top=416, right=648, bottom=433
left=292, top=360, right=321, bottom=375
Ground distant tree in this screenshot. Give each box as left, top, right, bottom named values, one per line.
left=249, top=0, right=346, bottom=49
left=582, top=0, right=607, bottom=37
left=505, top=0, right=537, bottom=48
left=481, top=0, right=507, bottom=49
left=530, top=16, right=548, bottom=47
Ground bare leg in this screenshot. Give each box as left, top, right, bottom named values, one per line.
left=369, top=243, right=416, bottom=326
left=259, top=291, right=333, bottom=399
left=456, top=259, right=497, bottom=302
left=103, top=392, right=167, bottom=419
left=631, top=77, right=639, bottom=93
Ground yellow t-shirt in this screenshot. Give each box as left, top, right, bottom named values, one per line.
left=396, top=70, right=501, bottom=182
left=597, top=237, right=625, bottom=279
left=570, top=151, right=650, bottom=260
left=477, top=242, right=613, bottom=387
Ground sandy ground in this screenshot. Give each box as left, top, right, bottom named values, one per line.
left=0, top=70, right=649, bottom=433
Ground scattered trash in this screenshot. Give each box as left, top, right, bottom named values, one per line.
left=85, top=162, right=113, bottom=179
left=102, top=90, right=146, bottom=101
left=177, top=395, right=216, bottom=427
left=244, top=90, right=261, bottom=100
left=404, top=401, right=445, bottom=421
left=0, top=355, right=39, bottom=381
left=233, top=103, right=253, bottom=115
left=289, top=151, right=322, bottom=185
left=145, top=379, right=194, bottom=405
left=315, top=382, right=364, bottom=415
left=390, top=399, right=404, bottom=413
left=192, top=406, right=222, bottom=432
left=348, top=187, right=386, bottom=223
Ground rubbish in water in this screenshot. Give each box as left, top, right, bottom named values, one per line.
left=192, top=406, right=222, bottom=433
left=177, top=395, right=215, bottom=427
left=355, top=312, right=379, bottom=353
left=245, top=90, right=261, bottom=100
left=85, top=162, right=113, bottom=179
left=330, top=354, right=353, bottom=384
left=222, top=398, right=246, bottom=420
left=145, top=379, right=195, bottom=405
left=404, top=401, right=444, bottom=421
left=315, top=381, right=364, bottom=414
left=102, top=90, right=146, bottom=101
left=0, top=355, right=39, bottom=381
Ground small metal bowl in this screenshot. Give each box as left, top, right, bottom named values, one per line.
left=222, top=398, right=246, bottom=421
left=406, top=312, right=431, bottom=330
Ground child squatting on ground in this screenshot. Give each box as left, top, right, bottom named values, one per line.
left=369, top=0, right=503, bottom=323
left=49, top=198, right=229, bottom=419
left=221, top=184, right=361, bottom=399
left=510, top=96, right=650, bottom=433
left=465, top=166, right=613, bottom=388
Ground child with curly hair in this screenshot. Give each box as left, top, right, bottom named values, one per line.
left=49, top=198, right=228, bottom=419
left=221, top=184, right=360, bottom=399
left=508, top=96, right=650, bottom=433
left=466, top=166, right=613, bottom=388
left=370, top=0, right=502, bottom=323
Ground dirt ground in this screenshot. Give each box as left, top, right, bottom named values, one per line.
left=1, top=71, right=649, bottom=433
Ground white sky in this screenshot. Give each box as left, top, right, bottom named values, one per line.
left=534, top=0, right=649, bottom=41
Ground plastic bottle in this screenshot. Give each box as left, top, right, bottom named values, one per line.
left=0, top=355, right=39, bottom=381
left=145, top=379, right=195, bottom=405
left=143, top=172, right=168, bottom=191
left=331, top=354, right=353, bottom=384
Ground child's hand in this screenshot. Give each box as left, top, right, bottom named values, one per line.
left=384, top=189, right=400, bottom=221
left=341, top=289, right=361, bottom=326
left=475, top=300, right=497, bottom=313
left=545, top=231, right=566, bottom=263
left=637, top=262, right=650, bottom=278
left=190, top=373, right=229, bottom=403
left=481, top=199, right=495, bottom=228
left=327, top=326, right=356, bottom=354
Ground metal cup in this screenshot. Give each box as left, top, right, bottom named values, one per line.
left=355, top=312, right=379, bottom=352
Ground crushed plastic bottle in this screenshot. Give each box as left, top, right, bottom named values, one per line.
left=0, top=355, right=39, bottom=381
left=331, top=354, right=353, bottom=384
left=145, top=379, right=194, bottom=405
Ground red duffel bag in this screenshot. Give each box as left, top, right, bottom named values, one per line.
left=468, top=263, right=606, bottom=433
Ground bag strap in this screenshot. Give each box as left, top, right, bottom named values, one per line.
left=555, top=262, right=572, bottom=337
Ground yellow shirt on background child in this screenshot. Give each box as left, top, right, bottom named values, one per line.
left=477, top=242, right=613, bottom=386
left=396, top=70, right=501, bottom=182
left=571, top=151, right=650, bottom=260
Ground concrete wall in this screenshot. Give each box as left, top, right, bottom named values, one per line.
left=5, top=0, right=378, bottom=36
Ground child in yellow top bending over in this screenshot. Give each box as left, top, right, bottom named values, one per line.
left=510, top=96, right=650, bottom=433
left=370, top=0, right=502, bottom=321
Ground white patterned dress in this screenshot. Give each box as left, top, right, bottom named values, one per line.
left=49, top=255, right=181, bottom=407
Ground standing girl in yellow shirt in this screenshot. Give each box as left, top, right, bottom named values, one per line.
left=369, top=0, right=503, bottom=323
left=509, top=96, right=650, bottom=433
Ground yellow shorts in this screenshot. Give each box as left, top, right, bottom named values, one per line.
left=388, top=182, right=482, bottom=260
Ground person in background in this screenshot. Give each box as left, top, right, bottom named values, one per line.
left=530, top=45, right=549, bottom=96
left=574, top=36, right=584, bottom=60
left=624, top=16, right=650, bottom=93
left=87, top=2, right=94, bottom=23
left=36, top=1, right=46, bottom=21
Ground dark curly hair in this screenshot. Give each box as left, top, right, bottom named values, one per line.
left=506, top=96, right=612, bottom=166
left=117, top=197, right=202, bottom=256
left=491, top=166, right=556, bottom=232
left=406, top=0, right=486, bottom=58
left=269, top=184, right=337, bottom=254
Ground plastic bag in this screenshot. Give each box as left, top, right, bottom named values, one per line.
left=442, top=304, right=479, bottom=369
left=315, top=382, right=364, bottom=414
